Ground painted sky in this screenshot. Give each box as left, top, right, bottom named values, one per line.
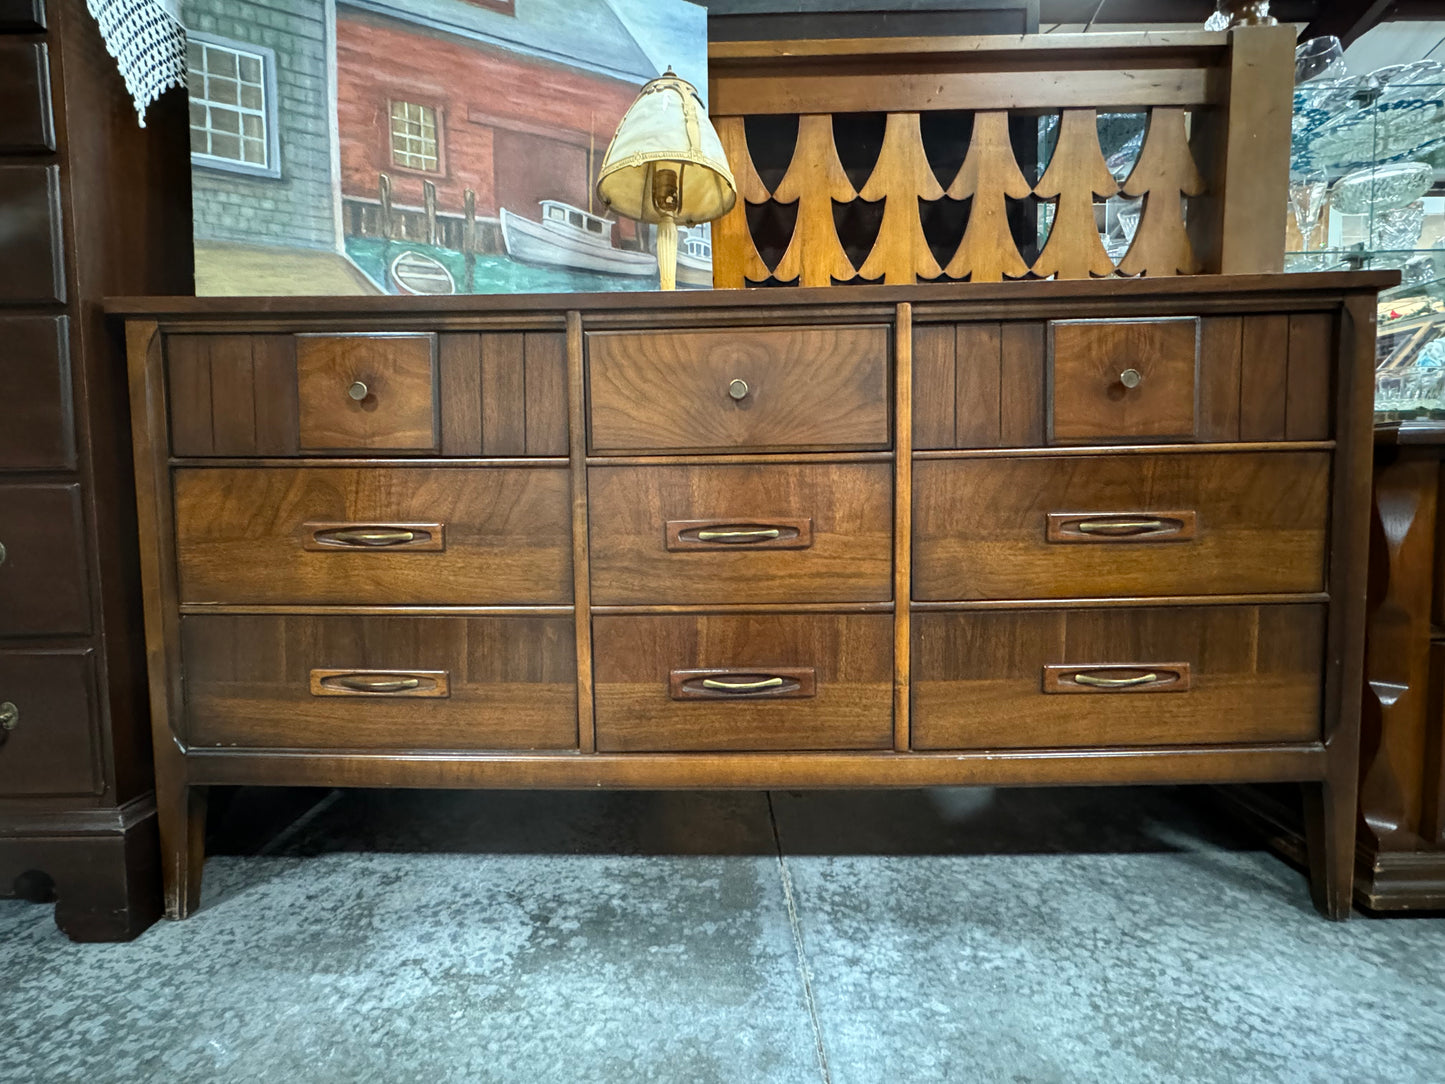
left=605, top=0, right=708, bottom=102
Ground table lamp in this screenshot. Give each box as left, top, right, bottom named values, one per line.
left=596, top=69, right=736, bottom=290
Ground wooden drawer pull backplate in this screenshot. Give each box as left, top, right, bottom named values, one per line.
left=665, top=517, right=813, bottom=551
left=303, top=522, right=445, bottom=552
left=1046, top=511, right=1196, bottom=543
left=309, top=669, right=451, bottom=697
left=669, top=667, right=817, bottom=700
left=1042, top=663, right=1191, bottom=694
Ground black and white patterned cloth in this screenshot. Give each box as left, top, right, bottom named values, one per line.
left=85, top=0, right=187, bottom=127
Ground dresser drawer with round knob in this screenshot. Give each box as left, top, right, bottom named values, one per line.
left=587, top=325, right=891, bottom=453
left=1048, top=317, right=1199, bottom=444
left=0, top=648, right=99, bottom=797
left=0, top=483, right=90, bottom=637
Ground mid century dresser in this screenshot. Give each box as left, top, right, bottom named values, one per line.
left=114, top=271, right=1387, bottom=920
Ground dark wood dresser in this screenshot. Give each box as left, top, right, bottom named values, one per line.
left=114, top=271, right=1387, bottom=921
left=1, top=0, right=192, bottom=939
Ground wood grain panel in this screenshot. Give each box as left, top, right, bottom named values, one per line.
left=1049, top=317, right=1199, bottom=443
left=0, top=42, right=54, bottom=152
left=208, top=335, right=257, bottom=455
left=165, top=335, right=216, bottom=456
left=912, top=605, right=1324, bottom=749
left=955, top=322, right=1003, bottom=448
left=251, top=335, right=300, bottom=455
left=167, top=334, right=298, bottom=456
left=913, top=452, right=1329, bottom=600
left=0, top=648, right=98, bottom=796
left=174, top=467, right=572, bottom=605
left=481, top=333, right=526, bottom=455
left=181, top=615, right=576, bottom=750
left=524, top=332, right=568, bottom=456
left=0, top=316, right=72, bottom=470
left=0, top=483, right=91, bottom=636
left=587, top=325, right=890, bottom=453
left=1286, top=312, right=1334, bottom=441
left=438, top=333, right=483, bottom=455
left=1198, top=315, right=1243, bottom=441
left=1239, top=314, right=1289, bottom=441
left=296, top=334, right=437, bottom=452
left=594, top=613, right=893, bottom=752
left=999, top=322, right=1046, bottom=447
left=589, top=462, right=892, bottom=605
left=0, top=164, right=63, bottom=303
left=911, top=323, right=955, bottom=450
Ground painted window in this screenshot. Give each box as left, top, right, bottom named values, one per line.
left=546, top=205, right=567, bottom=223
left=187, top=35, right=278, bottom=178
left=390, top=101, right=440, bottom=173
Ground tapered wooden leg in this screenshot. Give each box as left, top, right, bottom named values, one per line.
left=1304, top=777, right=1357, bottom=920
left=156, top=761, right=208, bottom=919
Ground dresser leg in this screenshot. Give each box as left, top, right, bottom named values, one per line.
left=1304, top=778, right=1356, bottom=920
left=157, top=777, right=208, bottom=920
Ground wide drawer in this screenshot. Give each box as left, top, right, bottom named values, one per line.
left=587, top=325, right=890, bottom=453
left=911, top=604, right=1323, bottom=749
left=0, top=164, right=63, bottom=303
left=0, top=42, right=53, bottom=152
left=0, top=649, right=99, bottom=796
left=589, top=462, right=892, bottom=605
left=913, top=451, right=1329, bottom=600
left=593, top=613, right=893, bottom=752
left=0, top=315, right=72, bottom=470
left=0, top=483, right=90, bottom=637
left=181, top=615, right=577, bottom=750
left=174, top=467, right=572, bottom=605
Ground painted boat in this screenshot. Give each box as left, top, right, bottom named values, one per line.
left=677, top=223, right=712, bottom=287
left=500, top=201, right=654, bottom=276
left=389, top=249, right=456, bottom=295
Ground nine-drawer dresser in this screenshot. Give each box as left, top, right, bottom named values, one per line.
left=114, top=271, right=1389, bottom=920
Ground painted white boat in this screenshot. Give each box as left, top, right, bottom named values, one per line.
left=389, top=249, right=456, bottom=295
left=677, top=223, right=713, bottom=287
left=500, top=201, right=654, bottom=276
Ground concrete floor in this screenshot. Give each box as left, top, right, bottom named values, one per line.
left=2, top=786, right=1444, bottom=1083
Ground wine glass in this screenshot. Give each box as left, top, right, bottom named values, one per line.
left=1289, top=169, right=1329, bottom=256
left=1296, top=36, right=1347, bottom=85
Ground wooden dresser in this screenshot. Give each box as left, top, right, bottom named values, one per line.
left=114, top=272, right=1387, bottom=921
left=1, top=0, right=191, bottom=939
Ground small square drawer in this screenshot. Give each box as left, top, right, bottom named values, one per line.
left=593, top=613, right=893, bottom=752
left=0, top=649, right=99, bottom=797
left=181, top=614, right=577, bottom=751
left=588, top=325, right=890, bottom=453
left=0, top=316, right=72, bottom=470
left=911, top=604, right=1323, bottom=750
left=1049, top=317, right=1198, bottom=444
left=297, top=333, right=437, bottom=452
left=589, top=462, right=893, bottom=605
left=0, top=43, right=54, bottom=152
left=173, top=466, right=572, bottom=605
left=0, top=483, right=90, bottom=637
left=0, top=165, right=63, bottom=303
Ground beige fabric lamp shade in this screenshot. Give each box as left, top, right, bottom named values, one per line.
left=596, top=69, right=736, bottom=289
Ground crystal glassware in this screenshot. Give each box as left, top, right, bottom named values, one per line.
left=1295, top=36, right=1346, bottom=85
left=1290, top=169, right=1329, bottom=252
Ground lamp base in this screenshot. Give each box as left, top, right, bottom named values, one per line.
left=656, top=214, right=678, bottom=291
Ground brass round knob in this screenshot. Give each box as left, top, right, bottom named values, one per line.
left=1119, top=368, right=1143, bottom=389
left=0, top=541, right=6, bottom=567
left=0, top=702, right=17, bottom=731
left=728, top=379, right=750, bottom=401
left=348, top=380, right=370, bottom=401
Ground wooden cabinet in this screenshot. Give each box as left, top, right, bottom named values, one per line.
left=0, top=0, right=193, bottom=940
left=114, top=272, right=1386, bottom=922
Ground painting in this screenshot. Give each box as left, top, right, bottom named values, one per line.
left=181, top=0, right=709, bottom=295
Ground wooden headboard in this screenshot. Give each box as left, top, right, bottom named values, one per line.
left=705, top=27, right=1296, bottom=287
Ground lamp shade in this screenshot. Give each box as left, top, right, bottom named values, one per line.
left=596, top=69, right=736, bottom=226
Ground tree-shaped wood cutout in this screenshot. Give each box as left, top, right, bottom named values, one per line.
left=945, top=111, right=1032, bottom=282
left=857, top=112, right=944, bottom=284
left=772, top=114, right=858, bottom=287
left=711, top=116, right=772, bottom=288
left=1032, top=109, right=1119, bottom=279
left=1118, top=107, right=1206, bottom=277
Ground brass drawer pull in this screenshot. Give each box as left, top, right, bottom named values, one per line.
left=695, top=528, right=781, bottom=543
left=1119, top=368, right=1143, bottom=389
left=728, top=378, right=750, bottom=401
left=1046, top=511, right=1196, bottom=544
left=321, top=528, right=417, bottom=547
left=310, top=669, right=450, bottom=698
left=701, top=676, right=785, bottom=692
left=0, top=701, right=17, bottom=730
left=1073, top=671, right=1158, bottom=688
left=348, top=380, right=370, bottom=401
left=335, top=675, right=418, bottom=692
left=1043, top=663, right=1191, bottom=694
left=1076, top=519, right=1169, bottom=536
left=304, top=522, right=445, bottom=552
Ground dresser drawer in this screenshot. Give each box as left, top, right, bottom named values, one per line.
left=0, top=315, right=72, bottom=469
left=181, top=615, right=577, bottom=750
left=0, top=164, right=63, bottom=303
left=589, top=462, right=892, bottom=605
left=1049, top=317, right=1199, bottom=443
left=913, top=451, right=1328, bottom=600
left=0, top=649, right=99, bottom=796
left=0, top=1, right=45, bottom=31
left=174, top=467, right=572, bottom=605
left=587, top=325, right=890, bottom=453
left=296, top=333, right=438, bottom=452
left=912, top=604, right=1323, bottom=749
left=0, top=483, right=90, bottom=637
left=594, top=613, right=892, bottom=752
left=0, top=42, right=53, bottom=151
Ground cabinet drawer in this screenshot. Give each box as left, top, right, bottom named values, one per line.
left=181, top=615, right=577, bottom=750
left=1049, top=318, right=1198, bottom=443
left=0, top=315, right=72, bottom=469
left=0, top=42, right=53, bottom=151
left=912, top=604, right=1323, bottom=749
left=0, top=649, right=99, bottom=796
left=297, top=333, right=438, bottom=452
left=588, top=325, right=890, bottom=453
left=0, top=1, right=45, bottom=31
left=0, top=164, right=63, bottom=303
left=594, top=613, right=893, bottom=752
left=174, top=467, right=572, bottom=605
left=913, top=452, right=1328, bottom=600
left=589, top=462, right=892, bottom=604
left=0, top=483, right=90, bottom=636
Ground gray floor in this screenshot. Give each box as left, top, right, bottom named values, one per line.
left=2, top=786, right=1444, bottom=1083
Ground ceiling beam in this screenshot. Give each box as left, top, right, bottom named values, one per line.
left=1303, top=0, right=1398, bottom=44
left=1038, top=0, right=1323, bottom=23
